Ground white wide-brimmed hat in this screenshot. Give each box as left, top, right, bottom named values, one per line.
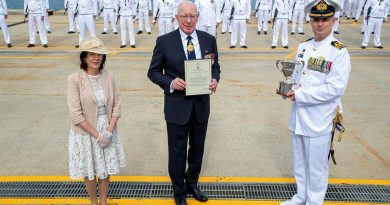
left=79, top=37, right=111, bottom=55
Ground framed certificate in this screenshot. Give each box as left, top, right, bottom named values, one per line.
left=184, top=59, right=212, bottom=96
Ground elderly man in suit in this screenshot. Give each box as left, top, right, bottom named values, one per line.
left=147, top=1, right=221, bottom=205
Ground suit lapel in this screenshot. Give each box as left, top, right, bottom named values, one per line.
left=79, top=70, right=97, bottom=104
left=172, top=29, right=187, bottom=61
left=102, top=70, right=109, bottom=106
left=197, top=30, right=206, bottom=58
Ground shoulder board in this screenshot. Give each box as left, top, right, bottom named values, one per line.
left=305, top=37, right=314, bottom=42
left=331, top=41, right=346, bottom=50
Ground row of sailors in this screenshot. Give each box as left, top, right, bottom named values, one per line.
left=0, top=0, right=388, bottom=48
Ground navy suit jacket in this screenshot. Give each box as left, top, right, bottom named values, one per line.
left=148, top=29, right=221, bottom=125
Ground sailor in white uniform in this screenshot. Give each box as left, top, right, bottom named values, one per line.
left=290, top=0, right=306, bottom=34
left=361, top=0, right=389, bottom=49
left=281, top=0, right=351, bottom=204
left=0, top=0, right=11, bottom=47
left=44, top=0, right=51, bottom=33
left=64, top=0, right=79, bottom=34
left=119, top=0, right=137, bottom=48
left=229, top=0, right=251, bottom=48
left=100, top=0, right=119, bottom=34
left=195, top=0, right=221, bottom=37
left=271, top=0, right=290, bottom=48
left=254, top=0, right=272, bottom=34
left=220, top=0, right=232, bottom=33
left=136, top=0, right=152, bottom=34
left=75, top=0, right=98, bottom=47
left=24, top=0, right=49, bottom=47
left=153, top=0, right=176, bottom=36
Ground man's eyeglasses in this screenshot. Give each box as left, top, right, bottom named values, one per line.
left=178, top=14, right=198, bottom=21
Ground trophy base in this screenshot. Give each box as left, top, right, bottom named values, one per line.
left=276, top=90, right=289, bottom=97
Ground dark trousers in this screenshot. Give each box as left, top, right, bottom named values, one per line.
left=166, top=117, right=208, bottom=197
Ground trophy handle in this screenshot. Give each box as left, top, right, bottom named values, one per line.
left=276, top=60, right=284, bottom=72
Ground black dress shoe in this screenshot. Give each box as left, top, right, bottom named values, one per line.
left=187, top=186, right=208, bottom=202
left=131, top=45, right=136, bottom=48
left=361, top=46, right=366, bottom=49
left=7, top=43, right=12, bottom=48
left=264, top=31, right=267, bottom=35
left=240, top=45, right=248, bottom=48
left=257, top=31, right=260, bottom=35
left=334, top=31, right=340, bottom=34
left=291, top=32, right=295, bottom=35
left=147, top=32, right=151, bottom=34
left=75, top=44, right=79, bottom=48
left=299, top=32, right=304, bottom=35
left=120, top=45, right=126, bottom=48
left=221, top=32, right=226, bottom=34
left=283, top=46, right=289, bottom=49
left=137, top=30, right=142, bottom=34
left=101, top=31, right=108, bottom=34
left=27, top=44, right=35, bottom=48
left=43, top=44, right=48, bottom=48
left=68, top=31, right=75, bottom=34
left=229, top=45, right=235, bottom=48
left=174, top=197, right=187, bottom=205
left=361, top=32, right=364, bottom=34
left=47, top=30, right=51, bottom=34
left=271, top=46, right=276, bottom=49
left=114, top=32, right=118, bottom=34
left=375, top=46, right=383, bottom=49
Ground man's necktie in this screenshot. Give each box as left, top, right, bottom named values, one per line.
left=187, top=36, right=196, bottom=60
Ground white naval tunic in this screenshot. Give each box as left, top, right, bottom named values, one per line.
left=361, top=0, right=389, bottom=47
left=195, top=0, right=221, bottom=37
left=254, top=0, right=272, bottom=32
left=0, top=0, right=11, bottom=45
left=24, top=0, right=48, bottom=45
left=75, top=0, right=98, bottom=44
left=271, top=0, right=290, bottom=47
left=288, top=35, right=351, bottom=205
left=119, top=0, right=137, bottom=46
left=137, top=0, right=152, bottom=33
left=229, top=0, right=251, bottom=46
left=153, top=0, right=175, bottom=36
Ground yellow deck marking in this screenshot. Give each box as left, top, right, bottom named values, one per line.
left=0, top=198, right=384, bottom=205
left=0, top=176, right=389, bottom=185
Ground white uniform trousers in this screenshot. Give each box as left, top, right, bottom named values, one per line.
left=120, top=16, right=135, bottom=46
left=78, top=14, right=96, bottom=44
left=291, top=9, right=304, bottom=33
left=231, top=19, right=247, bottom=46
left=333, top=11, right=340, bottom=31
left=360, top=18, right=367, bottom=33
left=158, top=17, right=173, bottom=36
left=67, top=11, right=79, bottom=32
left=257, top=10, right=269, bottom=32
left=362, top=17, right=383, bottom=47
left=221, top=13, right=232, bottom=33
left=103, top=9, right=118, bottom=33
left=0, top=15, right=11, bottom=44
left=28, top=14, right=48, bottom=45
left=44, top=11, right=51, bottom=31
left=290, top=132, right=331, bottom=205
left=137, top=9, right=151, bottom=32
left=197, top=25, right=216, bottom=37
left=272, top=18, right=288, bottom=47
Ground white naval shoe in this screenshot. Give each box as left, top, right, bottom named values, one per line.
left=279, top=200, right=303, bottom=205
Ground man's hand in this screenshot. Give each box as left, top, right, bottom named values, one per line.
left=172, top=77, right=186, bottom=90
left=209, top=78, right=218, bottom=92
left=41, top=16, right=44, bottom=21
left=5, top=15, right=7, bottom=19
left=286, top=89, right=295, bottom=101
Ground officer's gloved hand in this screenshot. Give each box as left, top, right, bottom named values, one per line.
left=97, top=130, right=113, bottom=148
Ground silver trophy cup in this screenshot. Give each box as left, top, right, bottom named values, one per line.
left=276, top=60, right=304, bottom=96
